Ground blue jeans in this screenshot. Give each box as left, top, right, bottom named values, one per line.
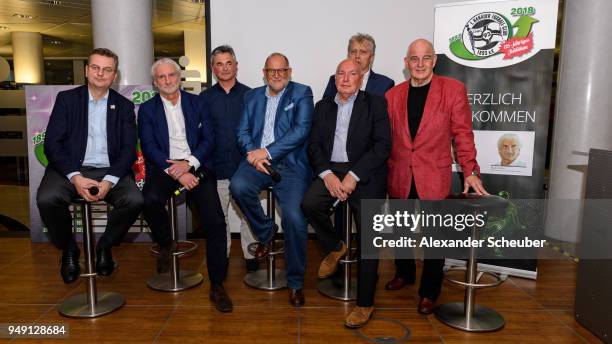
left=230, top=161, right=309, bottom=289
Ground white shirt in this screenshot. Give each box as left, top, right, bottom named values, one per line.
left=361, top=69, right=371, bottom=91
left=161, top=94, right=200, bottom=170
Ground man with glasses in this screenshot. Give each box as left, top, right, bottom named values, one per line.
left=37, top=48, right=143, bottom=284
left=138, top=58, right=232, bottom=312
left=199, top=45, right=257, bottom=273
left=229, top=53, right=314, bottom=306
left=322, top=33, right=394, bottom=99
left=385, top=38, right=487, bottom=314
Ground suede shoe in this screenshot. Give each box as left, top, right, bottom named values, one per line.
left=60, top=248, right=80, bottom=284
left=318, top=241, right=347, bottom=278
left=96, top=244, right=116, bottom=276
left=210, top=284, right=233, bottom=312
left=345, top=306, right=374, bottom=328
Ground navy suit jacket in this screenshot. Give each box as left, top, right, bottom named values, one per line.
left=237, top=81, right=314, bottom=179
left=322, top=70, right=395, bottom=99
left=138, top=90, right=214, bottom=173
left=44, top=85, right=137, bottom=178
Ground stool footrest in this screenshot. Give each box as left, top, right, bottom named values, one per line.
left=150, top=240, right=198, bottom=257
left=445, top=268, right=503, bottom=288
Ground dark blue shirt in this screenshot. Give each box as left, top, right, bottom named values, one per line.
left=200, top=81, right=251, bottom=180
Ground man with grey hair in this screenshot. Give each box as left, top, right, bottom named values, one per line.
left=322, top=33, right=394, bottom=98
left=496, top=133, right=526, bottom=167
left=200, top=45, right=258, bottom=272
left=138, top=58, right=233, bottom=312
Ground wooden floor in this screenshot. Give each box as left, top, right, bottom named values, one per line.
left=0, top=238, right=603, bottom=343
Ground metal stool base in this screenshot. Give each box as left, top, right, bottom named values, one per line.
left=58, top=292, right=125, bottom=318
left=147, top=271, right=203, bottom=292
left=434, top=302, right=505, bottom=332
left=243, top=269, right=287, bottom=290
left=317, top=277, right=357, bottom=301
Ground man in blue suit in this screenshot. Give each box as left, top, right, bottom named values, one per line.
left=322, top=33, right=395, bottom=99
left=229, top=53, right=314, bottom=306
left=37, top=48, right=143, bottom=284
left=138, top=58, right=232, bottom=312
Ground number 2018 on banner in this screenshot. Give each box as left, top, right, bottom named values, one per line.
left=511, top=7, right=536, bottom=16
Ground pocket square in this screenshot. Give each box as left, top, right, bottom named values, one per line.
left=284, top=103, right=294, bottom=111
left=110, top=104, right=115, bottom=109
left=198, top=123, right=203, bottom=128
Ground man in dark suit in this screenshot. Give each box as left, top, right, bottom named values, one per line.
left=229, top=53, right=314, bottom=306
left=322, top=33, right=394, bottom=99
left=301, top=59, right=391, bottom=328
left=138, top=58, right=232, bottom=312
left=37, top=48, right=143, bottom=284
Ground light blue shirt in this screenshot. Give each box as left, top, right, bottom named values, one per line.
left=318, top=92, right=360, bottom=182
left=260, top=87, right=286, bottom=155
left=66, top=89, right=118, bottom=186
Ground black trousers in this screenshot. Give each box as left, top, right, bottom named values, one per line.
left=393, top=177, right=445, bottom=301
left=142, top=166, right=227, bottom=284
left=301, top=162, right=386, bottom=307
left=36, top=167, right=143, bottom=251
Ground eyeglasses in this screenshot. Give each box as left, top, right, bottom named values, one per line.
left=408, top=55, right=434, bottom=64
left=264, top=68, right=290, bottom=76
left=89, top=64, right=115, bottom=74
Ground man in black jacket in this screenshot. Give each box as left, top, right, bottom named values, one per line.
left=301, top=58, right=391, bottom=328
left=36, top=48, right=143, bottom=284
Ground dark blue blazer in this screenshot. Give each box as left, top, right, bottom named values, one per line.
left=322, top=70, right=395, bottom=99
left=138, top=90, right=214, bottom=173
left=237, top=81, right=314, bottom=179
left=44, top=85, right=137, bottom=178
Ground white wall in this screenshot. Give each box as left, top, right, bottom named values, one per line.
left=210, top=0, right=466, bottom=100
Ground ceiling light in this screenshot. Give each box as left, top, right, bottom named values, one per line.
left=0, top=26, right=9, bottom=31
left=46, top=0, right=63, bottom=4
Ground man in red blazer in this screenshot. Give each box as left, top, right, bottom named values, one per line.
left=385, top=38, right=487, bottom=314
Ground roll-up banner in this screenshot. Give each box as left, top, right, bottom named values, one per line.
left=25, top=85, right=188, bottom=243
left=434, top=0, right=559, bottom=278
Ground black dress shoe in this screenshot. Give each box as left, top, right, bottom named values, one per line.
left=288, top=288, right=305, bottom=307
left=96, top=245, right=116, bottom=276
left=210, top=284, right=233, bottom=312
left=60, top=248, right=80, bottom=284
left=245, top=258, right=259, bottom=272
left=157, top=241, right=176, bottom=274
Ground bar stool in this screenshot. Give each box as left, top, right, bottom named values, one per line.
left=244, top=186, right=287, bottom=290
left=434, top=194, right=508, bottom=332
left=147, top=194, right=203, bottom=292
left=58, top=197, right=124, bottom=318
left=318, top=201, right=357, bottom=301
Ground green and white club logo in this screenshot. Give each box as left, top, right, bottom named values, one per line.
left=462, top=12, right=511, bottom=58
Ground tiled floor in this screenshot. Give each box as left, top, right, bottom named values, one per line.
left=0, top=237, right=603, bottom=343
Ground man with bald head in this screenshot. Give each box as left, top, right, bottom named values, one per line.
left=385, top=38, right=487, bottom=315
left=302, top=58, right=391, bottom=328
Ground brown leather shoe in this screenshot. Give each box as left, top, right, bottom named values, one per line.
left=288, top=288, right=305, bottom=307
left=417, top=297, right=435, bottom=315
left=253, top=224, right=279, bottom=260
left=210, top=284, right=233, bottom=312
left=318, top=241, right=347, bottom=278
left=345, top=306, right=374, bottom=328
left=384, top=275, right=415, bottom=290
